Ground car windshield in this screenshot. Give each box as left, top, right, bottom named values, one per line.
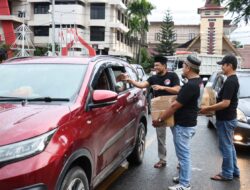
left=239, top=75, right=250, bottom=98
left=0, top=64, right=87, bottom=100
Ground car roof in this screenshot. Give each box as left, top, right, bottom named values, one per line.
left=236, top=69, right=250, bottom=75
left=3, top=56, right=92, bottom=65
left=131, top=64, right=143, bottom=69
left=3, top=56, right=131, bottom=67
left=212, top=69, right=250, bottom=76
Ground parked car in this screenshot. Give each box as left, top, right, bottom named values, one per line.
left=131, top=64, right=153, bottom=114
left=0, top=56, right=148, bottom=190
left=130, top=64, right=148, bottom=82
left=206, top=70, right=250, bottom=146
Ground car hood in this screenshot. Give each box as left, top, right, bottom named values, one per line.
left=0, top=103, right=71, bottom=146
left=238, top=98, right=250, bottom=116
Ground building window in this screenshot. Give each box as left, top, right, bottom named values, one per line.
left=155, top=33, right=162, bottom=41
left=172, top=33, right=177, bottom=41
left=90, top=26, right=105, bottom=41
left=34, top=26, right=49, bottom=36
left=205, top=11, right=210, bottom=15
left=34, top=3, right=50, bottom=14
left=55, top=1, right=85, bottom=6
left=117, top=30, right=120, bottom=41
left=214, top=10, right=220, bottom=15
left=121, top=33, right=124, bottom=43
left=208, top=18, right=216, bottom=22
left=121, top=14, right=124, bottom=24
left=155, top=33, right=176, bottom=41
left=90, top=3, right=105, bottom=19
left=117, top=10, right=121, bottom=21
left=189, top=33, right=196, bottom=40
left=125, top=17, right=128, bottom=26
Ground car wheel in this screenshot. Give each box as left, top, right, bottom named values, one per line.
left=61, top=166, right=89, bottom=190
left=207, top=120, right=214, bottom=129
left=127, top=122, right=146, bottom=165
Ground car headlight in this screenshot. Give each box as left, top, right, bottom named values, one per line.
left=237, top=109, right=247, bottom=123
left=0, top=129, right=56, bottom=165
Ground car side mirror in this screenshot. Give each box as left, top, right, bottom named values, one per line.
left=88, top=90, right=118, bottom=109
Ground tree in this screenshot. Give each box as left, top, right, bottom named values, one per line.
left=127, top=0, right=154, bottom=63
left=140, top=47, right=153, bottom=73
left=34, top=46, right=48, bottom=56
left=0, top=44, right=9, bottom=62
left=155, top=10, right=176, bottom=56
left=216, top=0, right=250, bottom=24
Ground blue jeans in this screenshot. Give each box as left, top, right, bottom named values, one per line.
left=216, top=119, right=240, bottom=179
left=171, top=125, right=196, bottom=187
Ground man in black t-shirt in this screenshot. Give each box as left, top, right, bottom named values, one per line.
left=200, top=54, right=240, bottom=181
left=123, top=56, right=180, bottom=169
left=153, top=55, right=203, bottom=190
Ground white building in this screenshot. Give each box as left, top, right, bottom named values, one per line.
left=0, top=0, right=134, bottom=57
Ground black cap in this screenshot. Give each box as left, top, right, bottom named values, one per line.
left=154, top=56, right=167, bottom=65
left=217, top=54, right=237, bottom=67
left=186, top=55, right=201, bottom=69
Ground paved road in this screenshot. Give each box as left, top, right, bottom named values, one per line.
left=108, top=116, right=250, bottom=190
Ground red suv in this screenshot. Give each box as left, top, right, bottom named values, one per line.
left=0, top=56, right=148, bottom=190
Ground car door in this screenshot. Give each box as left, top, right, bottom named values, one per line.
left=108, top=65, right=137, bottom=152
left=87, top=66, right=126, bottom=174
left=211, top=74, right=224, bottom=124
left=123, top=65, right=142, bottom=148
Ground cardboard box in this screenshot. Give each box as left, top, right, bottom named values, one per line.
left=200, top=87, right=216, bottom=116
left=151, top=95, right=177, bottom=127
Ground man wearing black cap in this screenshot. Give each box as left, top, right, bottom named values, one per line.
left=200, top=54, right=240, bottom=181
left=153, top=55, right=203, bottom=190
left=123, top=55, right=180, bottom=169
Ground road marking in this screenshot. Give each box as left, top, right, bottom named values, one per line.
left=96, top=160, right=129, bottom=190
left=192, top=167, right=202, bottom=171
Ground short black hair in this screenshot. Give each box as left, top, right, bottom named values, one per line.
left=154, top=56, right=167, bottom=65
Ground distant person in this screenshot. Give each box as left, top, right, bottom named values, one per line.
left=115, top=73, right=126, bottom=92
left=122, top=56, right=180, bottom=169
left=200, top=54, right=240, bottom=181
left=153, top=55, right=203, bottom=190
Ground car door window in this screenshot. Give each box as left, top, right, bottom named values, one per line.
left=214, top=76, right=224, bottom=93
left=137, top=68, right=144, bottom=78
left=93, top=69, right=111, bottom=90
left=110, top=67, right=128, bottom=93
left=126, top=66, right=139, bottom=88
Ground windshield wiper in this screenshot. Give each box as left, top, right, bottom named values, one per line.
left=0, top=96, right=26, bottom=101
left=27, top=97, right=70, bottom=102
left=0, top=96, right=70, bottom=102
left=240, top=96, right=250, bottom=99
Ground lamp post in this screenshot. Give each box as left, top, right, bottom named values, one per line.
left=51, top=0, right=56, bottom=56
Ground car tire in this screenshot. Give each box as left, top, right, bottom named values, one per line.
left=61, top=166, right=89, bottom=190
left=127, top=122, right=146, bottom=165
